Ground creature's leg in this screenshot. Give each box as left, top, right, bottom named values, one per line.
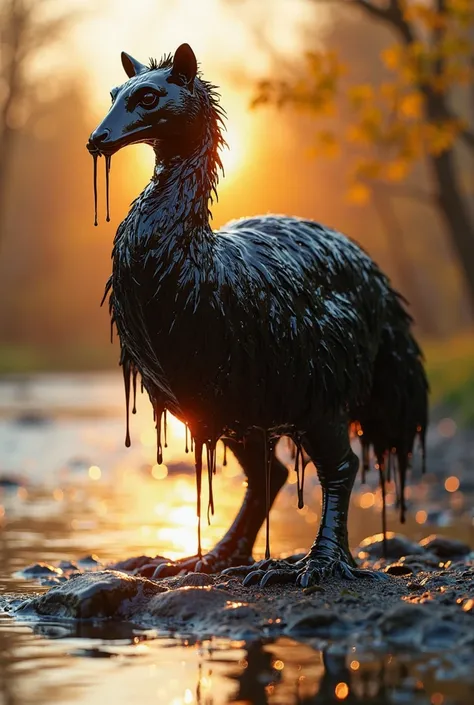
left=240, top=419, right=387, bottom=588
left=151, top=435, right=288, bottom=578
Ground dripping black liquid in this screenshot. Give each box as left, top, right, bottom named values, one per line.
left=86, top=43, right=428, bottom=587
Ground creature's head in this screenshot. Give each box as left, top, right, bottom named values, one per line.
left=87, top=43, right=203, bottom=157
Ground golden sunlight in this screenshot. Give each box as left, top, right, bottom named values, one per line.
left=221, top=122, right=244, bottom=178
left=156, top=506, right=199, bottom=558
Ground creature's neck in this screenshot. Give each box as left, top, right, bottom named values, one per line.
left=145, top=121, right=221, bottom=246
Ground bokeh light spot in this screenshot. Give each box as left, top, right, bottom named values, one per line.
left=335, top=682, right=349, bottom=700
left=88, top=465, right=101, bottom=480
left=444, top=476, right=459, bottom=493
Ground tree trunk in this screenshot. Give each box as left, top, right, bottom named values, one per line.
left=421, top=87, right=474, bottom=314
left=351, top=0, right=474, bottom=317
left=429, top=147, right=474, bottom=311
left=372, top=188, right=441, bottom=335
left=0, top=124, right=17, bottom=233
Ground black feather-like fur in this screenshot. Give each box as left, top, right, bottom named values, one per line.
left=102, top=55, right=428, bottom=525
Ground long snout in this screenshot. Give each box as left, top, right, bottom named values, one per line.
left=87, top=102, right=128, bottom=155
left=87, top=127, right=112, bottom=155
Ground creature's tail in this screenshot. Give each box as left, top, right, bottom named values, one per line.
left=355, top=293, right=428, bottom=524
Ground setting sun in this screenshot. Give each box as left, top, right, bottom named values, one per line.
left=221, top=122, right=244, bottom=178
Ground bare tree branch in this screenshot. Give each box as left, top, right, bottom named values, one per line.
left=0, top=0, right=75, bottom=248
left=308, top=0, right=415, bottom=42
left=459, top=126, right=474, bottom=153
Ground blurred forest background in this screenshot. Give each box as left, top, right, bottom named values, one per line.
left=0, top=0, right=473, bottom=416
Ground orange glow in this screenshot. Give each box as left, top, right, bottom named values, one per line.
left=305, top=511, right=318, bottom=524
left=335, top=682, right=349, bottom=700
left=156, top=505, right=199, bottom=557
left=88, top=465, right=101, bottom=480
left=152, top=464, right=168, bottom=480
left=431, top=695, right=444, bottom=705
left=350, top=660, right=360, bottom=670
left=415, top=510, right=427, bottom=524
left=274, top=660, right=285, bottom=671
left=444, top=476, right=460, bottom=492
left=359, top=492, right=375, bottom=509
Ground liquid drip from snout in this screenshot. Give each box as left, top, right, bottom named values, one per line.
left=105, top=155, right=111, bottom=222
left=93, top=153, right=98, bottom=227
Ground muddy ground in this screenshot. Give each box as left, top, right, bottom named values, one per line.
left=2, top=532, right=473, bottom=684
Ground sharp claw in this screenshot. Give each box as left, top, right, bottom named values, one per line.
left=356, top=567, right=390, bottom=581
left=242, top=570, right=266, bottom=587
left=296, top=570, right=313, bottom=588
left=221, top=564, right=255, bottom=578
left=194, top=557, right=215, bottom=574
left=260, top=569, right=297, bottom=588
left=338, top=562, right=357, bottom=580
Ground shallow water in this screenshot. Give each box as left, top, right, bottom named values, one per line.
left=0, top=373, right=473, bottom=705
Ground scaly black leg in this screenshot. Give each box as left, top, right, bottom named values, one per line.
left=151, top=434, right=288, bottom=578
left=241, top=419, right=387, bottom=587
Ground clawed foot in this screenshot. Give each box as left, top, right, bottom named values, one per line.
left=147, top=543, right=254, bottom=580
left=223, top=545, right=388, bottom=588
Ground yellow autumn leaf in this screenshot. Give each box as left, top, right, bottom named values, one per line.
left=382, top=45, right=403, bottom=70
left=399, top=92, right=423, bottom=119
left=424, top=123, right=457, bottom=155
left=347, top=183, right=371, bottom=205
left=385, top=160, right=410, bottom=182
left=404, top=3, right=447, bottom=29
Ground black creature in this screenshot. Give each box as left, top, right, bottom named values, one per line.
left=87, top=44, right=428, bottom=588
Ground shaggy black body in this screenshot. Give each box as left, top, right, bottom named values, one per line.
left=88, top=44, right=428, bottom=587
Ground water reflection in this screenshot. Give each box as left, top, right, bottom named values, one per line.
left=0, top=620, right=470, bottom=705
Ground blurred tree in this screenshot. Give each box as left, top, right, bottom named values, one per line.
left=252, top=0, right=474, bottom=313
left=0, top=0, right=72, bottom=245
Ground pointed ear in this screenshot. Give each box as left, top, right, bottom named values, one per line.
left=121, top=51, right=147, bottom=78
left=171, top=43, right=197, bottom=86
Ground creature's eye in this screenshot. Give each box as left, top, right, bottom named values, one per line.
left=140, top=92, right=159, bottom=109
left=110, top=89, right=118, bottom=104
